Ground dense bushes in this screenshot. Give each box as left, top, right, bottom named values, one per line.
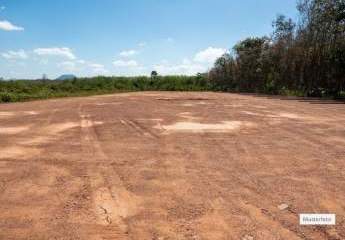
left=209, top=0, right=345, bottom=98
left=0, top=75, right=210, bottom=103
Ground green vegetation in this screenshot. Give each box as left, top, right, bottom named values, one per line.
left=209, top=0, right=345, bottom=98
left=0, top=75, right=209, bottom=103
left=1, top=0, right=344, bottom=103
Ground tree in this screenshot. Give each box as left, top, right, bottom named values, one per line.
left=151, top=71, right=158, bottom=79
left=233, top=37, right=268, bottom=91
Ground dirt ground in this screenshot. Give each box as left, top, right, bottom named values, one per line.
left=0, top=92, right=345, bottom=240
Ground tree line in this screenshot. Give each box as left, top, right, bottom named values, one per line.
left=0, top=75, right=208, bottom=102
left=209, top=0, right=345, bottom=97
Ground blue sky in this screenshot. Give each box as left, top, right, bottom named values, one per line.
left=0, top=0, right=298, bottom=79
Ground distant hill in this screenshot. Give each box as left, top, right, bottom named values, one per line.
left=56, top=74, right=77, bottom=80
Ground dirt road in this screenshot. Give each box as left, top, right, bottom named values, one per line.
left=0, top=92, right=344, bottom=240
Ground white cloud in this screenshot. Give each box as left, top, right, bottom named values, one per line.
left=113, top=60, right=138, bottom=67
left=194, top=47, right=226, bottom=63
left=77, top=59, right=86, bottom=64
left=34, top=47, right=76, bottom=60
left=38, top=59, right=49, bottom=65
left=119, top=50, right=138, bottom=57
left=89, top=63, right=108, bottom=74
left=111, top=66, right=148, bottom=77
left=58, top=61, right=77, bottom=71
left=89, top=63, right=104, bottom=68
left=2, top=50, right=28, bottom=60
left=151, top=47, right=226, bottom=75
left=0, top=20, right=24, bottom=31
left=182, top=58, right=191, bottom=65
left=57, top=60, right=109, bottom=75
left=153, top=61, right=205, bottom=76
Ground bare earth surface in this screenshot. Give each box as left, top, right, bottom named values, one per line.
left=0, top=92, right=345, bottom=240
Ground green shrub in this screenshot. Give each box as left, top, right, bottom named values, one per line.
left=0, top=92, right=16, bottom=102
left=0, top=75, right=210, bottom=103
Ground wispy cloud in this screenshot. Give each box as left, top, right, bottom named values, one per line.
left=194, top=47, right=226, bottom=63
left=113, top=59, right=138, bottom=67
left=152, top=46, right=226, bottom=75
left=0, top=20, right=24, bottom=31
left=153, top=60, right=204, bottom=76
left=34, top=47, right=76, bottom=60
left=138, top=42, right=147, bottom=47
left=58, top=61, right=77, bottom=71
left=89, top=63, right=104, bottom=68
left=89, top=63, right=108, bottom=74
left=58, top=60, right=108, bottom=75
left=2, top=50, right=28, bottom=60
left=119, top=49, right=138, bottom=57
left=0, top=6, right=5, bottom=11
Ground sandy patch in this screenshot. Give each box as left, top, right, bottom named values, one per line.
left=80, top=114, right=104, bottom=128
left=0, top=146, right=41, bottom=159
left=0, top=112, right=15, bottom=117
left=181, top=103, right=194, bottom=107
left=20, top=136, right=50, bottom=146
left=81, top=119, right=103, bottom=128
left=278, top=112, right=304, bottom=119
left=23, top=111, right=39, bottom=115
left=197, top=101, right=209, bottom=105
left=241, top=111, right=261, bottom=116
left=157, top=97, right=212, bottom=101
left=177, top=112, right=202, bottom=121
left=94, top=102, right=122, bottom=106
left=92, top=93, right=137, bottom=98
left=20, top=122, right=80, bottom=146
left=156, top=121, right=253, bottom=133
left=90, top=94, right=121, bottom=98
left=0, top=126, right=30, bottom=135
left=264, top=111, right=307, bottom=119
left=224, top=104, right=244, bottom=108
left=181, top=101, right=210, bottom=107
left=263, top=111, right=310, bottom=120
left=179, top=112, right=192, bottom=115
left=253, top=105, right=267, bottom=109
left=90, top=169, right=141, bottom=234
left=136, top=118, right=163, bottom=122
left=139, top=93, right=163, bottom=97
left=94, top=186, right=138, bottom=227
left=49, top=122, right=80, bottom=133
left=0, top=111, right=38, bottom=119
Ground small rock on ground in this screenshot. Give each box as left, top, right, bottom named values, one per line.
left=242, top=234, right=254, bottom=240
left=278, top=203, right=289, bottom=210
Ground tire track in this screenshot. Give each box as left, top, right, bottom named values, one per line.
left=120, top=118, right=159, bottom=139
left=79, top=106, right=135, bottom=240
